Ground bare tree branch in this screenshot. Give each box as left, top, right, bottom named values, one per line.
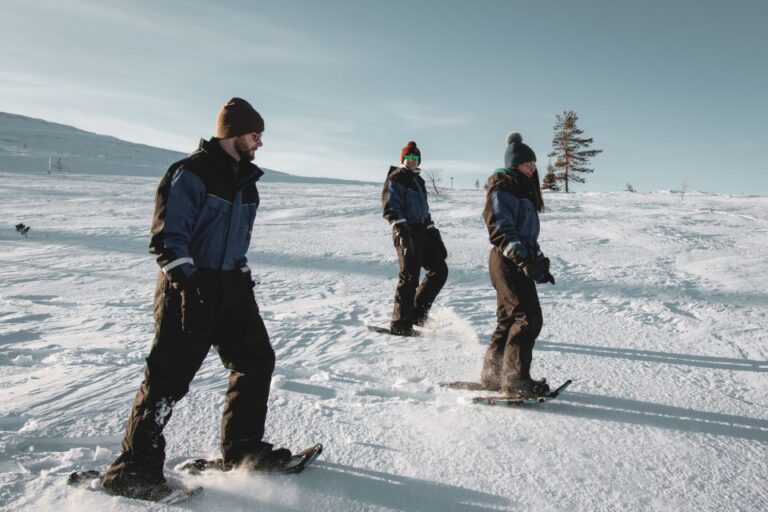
left=423, top=168, right=444, bottom=195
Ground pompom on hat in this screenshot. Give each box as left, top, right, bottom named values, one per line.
left=504, top=131, right=537, bottom=169
left=400, top=140, right=421, bottom=165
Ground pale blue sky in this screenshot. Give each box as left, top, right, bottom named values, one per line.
left=1, top=0, right=766, bottom=193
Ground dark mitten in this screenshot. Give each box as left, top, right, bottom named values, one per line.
left=539, top=271, right=555, bottom=285
left=520, top=260, right=546, bottom=281
left=509, top=249, right=555, bottom=285
left=521, top=258, right=555, bottom=285
left=510, top=250, right=533, bottom=268
left=428, top=228, right=448, bottom=260
left=166, top=265, right=191, bottom=289
left=178, top=273, right=213, bottom=336
left=393, top=224, right=415, bottom=257
left=536, top=257, right=555, bottom=285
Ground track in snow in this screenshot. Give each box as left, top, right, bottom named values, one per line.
left=1, top=172, right=766, bottom=511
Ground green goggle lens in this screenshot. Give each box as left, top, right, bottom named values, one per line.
left=403, top=154, right=419, bottom=162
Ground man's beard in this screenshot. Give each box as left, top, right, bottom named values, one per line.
left=234, top=138, right=255, bottom=162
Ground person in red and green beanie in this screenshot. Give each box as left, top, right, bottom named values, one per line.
left=481, top=132, right=555, bottom=398
left=381, top=141, right=449, bottom=336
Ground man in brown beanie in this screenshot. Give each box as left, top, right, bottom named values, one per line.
left=100, top=97, right=294, bottom=500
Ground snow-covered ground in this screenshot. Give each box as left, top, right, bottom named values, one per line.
left=0, top=171, right=766, bottom=511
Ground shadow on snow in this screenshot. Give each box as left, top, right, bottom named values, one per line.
left=537, top=340, right=768, bottom=373
left=546, top=392, right=768, bottom=443
left=300, top=461, right=512, bottom=512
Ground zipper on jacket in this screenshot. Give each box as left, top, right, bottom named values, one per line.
left=218, top=166, right=238, bottom=271
left=218, top=166, right=259, bottom=271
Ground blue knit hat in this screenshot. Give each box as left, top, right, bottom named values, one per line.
left=504, top=132, right=536, bottom=169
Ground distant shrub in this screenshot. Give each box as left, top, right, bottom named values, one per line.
left=15, top=223, right=30, bottom=238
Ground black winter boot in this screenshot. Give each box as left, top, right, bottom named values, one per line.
left=502, top=377, right=550, bottom=399
left=389, top=321, right=416, bottom=336
left=242, top=445, right=293, bottom=472
left=412, top=310, right=428, bottom=327
left=102, top=469, right=169, bottom=500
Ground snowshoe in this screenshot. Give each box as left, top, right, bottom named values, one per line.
left=441, top=381, right=498, bottom=391
left=179, top=443, right=322, bottom=476
left=68, top=469, right=202, bottom=504
left=367, top=324, right=421, bottom=337
left=473, top=380, right=572, bottom=405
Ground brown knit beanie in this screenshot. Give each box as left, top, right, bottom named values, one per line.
left=400, top=141, right=421, bottom=164
left=216, top=97, right=264, bottom=139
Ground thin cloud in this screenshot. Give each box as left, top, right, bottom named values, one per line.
left=261, top=149, right=384, bottom=182
left=30, top=0, right=341, bottom=66
left=387, top=101, right=473, bottom=129
left=0, top=71, right=163, bottom=103
left=419, top=158, right=499, bottom=179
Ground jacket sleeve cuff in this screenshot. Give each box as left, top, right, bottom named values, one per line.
left=162, top=257, right=196, bottom=279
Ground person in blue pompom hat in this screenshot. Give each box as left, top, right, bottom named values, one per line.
left=480, top=132, right=555, bottom=398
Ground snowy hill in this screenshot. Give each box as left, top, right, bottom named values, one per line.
left=0, top=112, right=371, bottom=184
left=0, top=172, right=766, bottom=511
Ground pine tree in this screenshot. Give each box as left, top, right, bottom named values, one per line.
left=541, top=161, right=561, bottom=191
left=547, top=111, right=602, bottom=193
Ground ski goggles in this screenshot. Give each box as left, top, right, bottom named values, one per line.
left=403, top=154, right=420, bottom=162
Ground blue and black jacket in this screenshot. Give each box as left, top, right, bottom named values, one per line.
left=149, top=138, right=263, bottom=279
left=483, top=168, right=544, bottom=262
left=381, top=166, right=434, bottom=230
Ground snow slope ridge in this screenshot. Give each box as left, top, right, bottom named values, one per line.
left=0, top=112, right=372, bottom=184
left=0, top=174, right=766, bottom=511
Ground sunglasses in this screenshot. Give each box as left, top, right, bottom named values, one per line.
left=403, top=154, right=420, bottom=162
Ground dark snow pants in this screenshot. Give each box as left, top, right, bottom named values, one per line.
left=103, top=270, right=275, bottom=488
left=481, top=248, right=543, bottom=389
left=390, top=225, right=448, bottom=331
